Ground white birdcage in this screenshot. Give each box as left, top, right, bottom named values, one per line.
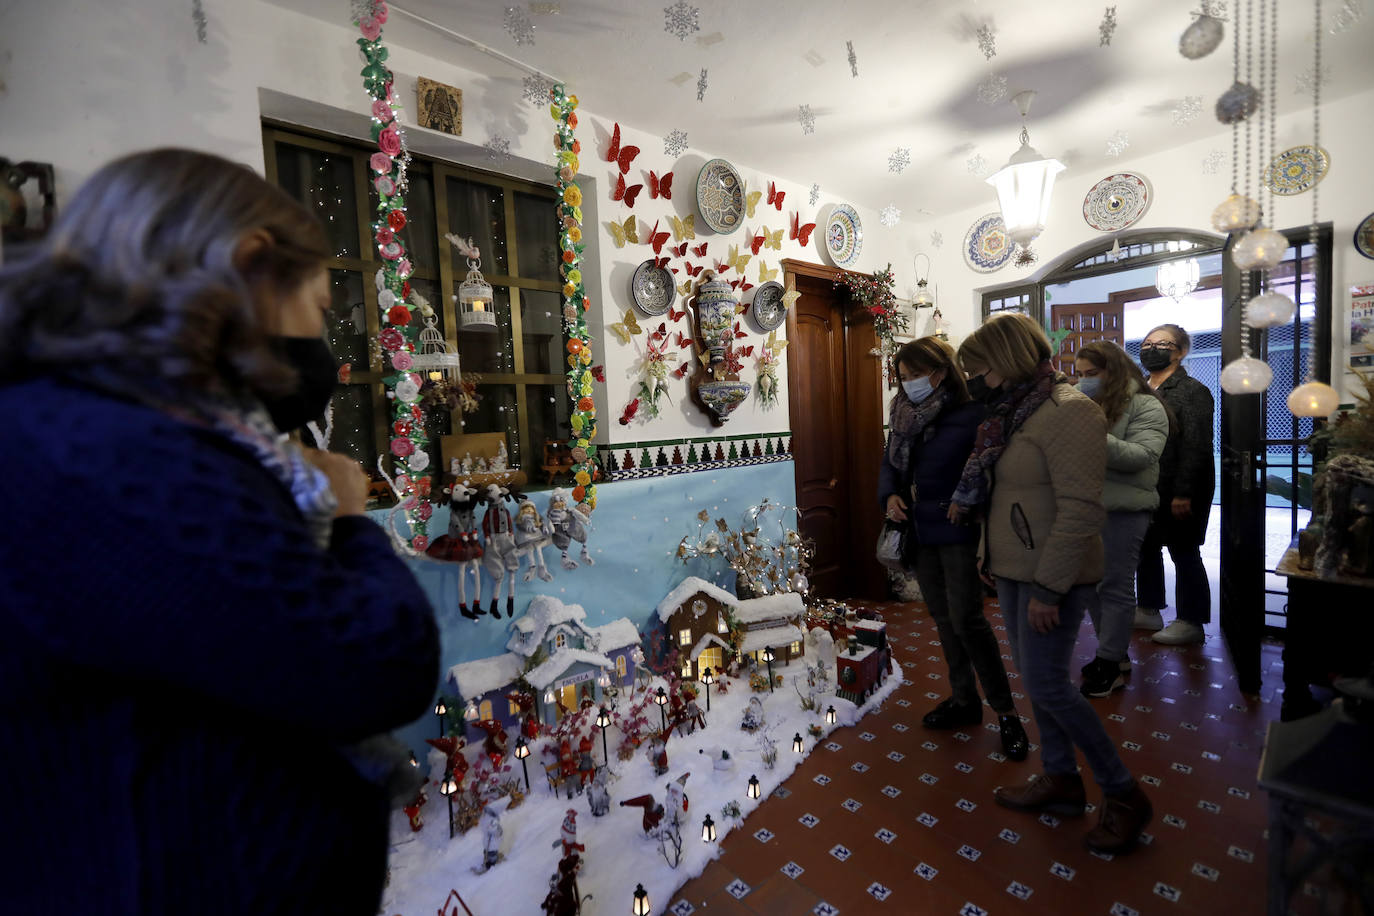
left=407, top=314, right=463, bottom=381
left=458, top=257, right=497, bottom=331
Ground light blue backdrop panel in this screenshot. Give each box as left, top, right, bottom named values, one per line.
left=370, top=461, right=798, bottom=757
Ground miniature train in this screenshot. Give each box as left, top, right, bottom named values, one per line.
left=834, top=618, right=892, bottom=704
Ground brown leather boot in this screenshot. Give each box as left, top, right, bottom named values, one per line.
left=993, top=772, right=1087, bottom=817
left=1085, top=783, right=1153, bottom=854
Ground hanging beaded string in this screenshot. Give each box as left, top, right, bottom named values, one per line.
left=1302, top=0, right=1323, bottom=386
left=1240, top=0, right=1254, bottom=356
left=1229, top=1, right=1240, bottom=199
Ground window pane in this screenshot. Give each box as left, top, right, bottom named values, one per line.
left=526, top=382, right=572, bottom=475
left=514, top=191, right=560, bottom=282
left=446, top=175, right=507, bottom=275
left=330, top=382, right=378, bottom=471
left=457, top=286, right=514, bottom=373
left=326, top=270, right=368, bottom=369
left=520, top=288, right=564, bottom=374
left=460, top=383, right=521, bottom=465
left=396, top=167, right=439, bottom=277
left=273, top=143, right=360, bottom=259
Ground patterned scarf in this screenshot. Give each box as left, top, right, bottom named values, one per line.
left=950, top=360, right=1061, bottom=512
left=886, top=386, right=951, bottom=478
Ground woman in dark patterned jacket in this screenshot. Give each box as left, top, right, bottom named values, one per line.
left=1134, top=323, right=1216, bottom=646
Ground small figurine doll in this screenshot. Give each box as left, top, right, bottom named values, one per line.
left=741, top=695, right=765, bottom=732
left=553, top=808, right=585, bottom=858
left=663, top=773, right=689, bottom=829
left=476, top=802, right=504, bottom=873
left=646, top=732, right=668, bottom=777
left=491, top=440, right=509, bottom=471
left=545, top=489, right=586, bottom=570
left=576, top=735, right=596, bottom=791
left=481, top=484, right=520, bottom=619
left=514, top=497, right=554, bottom=582
left=587, top=765, right=611, bottom=816
left=426, top=480, right=484, bottom=620
left=460, top=452, right=474, bottom=474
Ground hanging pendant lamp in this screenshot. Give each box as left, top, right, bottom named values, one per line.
left=987, top=90, right=1065, bottom=265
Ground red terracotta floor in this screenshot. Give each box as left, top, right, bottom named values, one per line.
left=669, top=597, right=1319, bottom=916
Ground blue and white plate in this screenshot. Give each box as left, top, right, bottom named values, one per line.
left=630, top=259, right=674, bottom=316
left=963, top=212, right=1013, bottom=273
left=695, top=159, right=745, bottom=233
left=825, top=204, right=863, bottom=268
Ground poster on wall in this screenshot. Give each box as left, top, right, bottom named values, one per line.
left=1347, top=283, right=1374, bottom=401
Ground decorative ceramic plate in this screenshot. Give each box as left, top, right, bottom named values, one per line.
left=825, top=204, right=863, bottom=268
left=962, top=213, right=1013, bottom=273
left=630, top=258, right=675, bottom=316
left=1356, top=213, right=1374, bottom=261
left=750, top=281, right=787, bottom=331
left=1082, top=172, right=1152, bottom=232
left=1265, top=145, right=1330, bottom=196
left=695, top=158, right=745, bottom=233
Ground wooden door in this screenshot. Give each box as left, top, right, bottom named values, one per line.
left=1050, top=302, right=1123, bottom=376
left=783, top=260, right=886, bottom=600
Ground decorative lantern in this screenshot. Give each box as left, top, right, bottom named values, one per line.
left=408, top=313, right=463, bottom=382
left=792, top=733, right=804, bottom=753
left=1220, top=356, right=1274, bottom=394
left=1287, top=381, right=1340, bottom=418
left=458, top=247, right=496, bottom=331
left=987, top=90, right=1065, bottom=263
left=701, top=814, right=717, bottom=842
left=631, top=883, right=651, bottom=916
left=826, top=705, right=837, bottom=725
left=1244, top=292, right=1296, bottom=329
left=746, top=774, right=761, bottom=799
left=1155, top=257, right=1200, bottom=302
left=912, top=252, right=935, bottom=308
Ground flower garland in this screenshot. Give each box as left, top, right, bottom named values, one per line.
left=835, top=262, right=906, bottom=344
left=551, top=84, right=599, bottom=510
left=353, top=0, right=433, bottom=550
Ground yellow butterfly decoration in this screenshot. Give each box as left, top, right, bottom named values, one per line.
left=758, top=261, right=779, bottom=283
left=727, top=243, right=752, bottom=275
left=781, top=279, right=801, bottom=311
left=743, top=180, right=763, bottom=219
left=676, top=277, right=694, bottom=297
left=697, top=350, right=712, bottom=368
left=606, top=215, right=638, bottom=248
left=668, top=214, right=695, bottom=242
left=761, top=226, right=783, bottom=251
left=766, top=329, right=788, bottom=356
left=608, top=308, right=642, bottom=345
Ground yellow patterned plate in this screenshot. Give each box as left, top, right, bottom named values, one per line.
left=1264, top=145, right=1330, bottom=196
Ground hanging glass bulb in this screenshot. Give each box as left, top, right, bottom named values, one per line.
left=1286, top=381, right=1340, bottom=418
left=1231, top=228, right=1288, bottom=271
left=1220, top=356, right=1274, bottom=394
left=1180, top=10, right=1225, bottom=59
left=1243, top=292, right=1296, bottom=328
left=1215, top=81, right=1261, bottom=124
left=1211, top=194, right=1262, bottom=233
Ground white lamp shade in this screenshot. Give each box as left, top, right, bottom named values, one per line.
left=1220, top=356, right=1274, bottom=394
left=1287, top=381, right=1340, bottom=417
left=987, top=141, right=1066, bottom=249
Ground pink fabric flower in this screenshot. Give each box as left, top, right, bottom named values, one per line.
left=378, top=126, right=401, bottom=157
left=375, top=226, right=395, bottom=246
left=411, top=534, right=429, bottom=552
left=397, top=258, right=412, bottom=279
left=369, top=154, right=392, bottom=175
left=371, top=99, right=394, bottom=123
left=379, top=241, right=404, bottom=260
left=395, top=474, right=411, bottom=490
left=390, top=351, right=413, bottom=371
left=380, top=328, right=404, bottom=351
left=416, top=502, right=433, bottom=521
left=374, top=175, right=395, bottom=197
left=359, top=16, right=382, bottom=40
left=390, top=437, right=415, bottom=458
left=374, top=2, right=389, bottom=23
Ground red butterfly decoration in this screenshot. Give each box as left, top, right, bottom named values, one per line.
left=672, top=362, right=691, bottom=379
left=729, top=279, right=741, bottom=291
left=668, top=307, right=685, bottom=323
left=739, top=345, right=755, bottom=358
left=674, top=331, right=691, bottom=349
left=671, top=241, right=688, bottom=258
left=749, top=231, right=765, bottom=257
left=683, top=261, right=704, bottom=277
left=790, top=211, right=817, bottom=246
left=647, top=170, right=673, bottom=200
left=618, top=398, right=640, bottom=425
left=613, top=173, right=643, bottom=208
left=653, top=256, right=670, bottom=270
left=767, top=181, right=785, bottom=211
left=715, top=261, right=730, bottom=275
left=691, top=242, right=708, bottom=257
left=732, top=322, right=748, bottom=339
left=738, top=280, right=754, bottom=294
left=651, top=322, right=667, bottom=341
left=591, top=365, right=606, bottom=383
left=605, top=123, right=640, bottom=175
left=647, top=220, right=670, bottom=254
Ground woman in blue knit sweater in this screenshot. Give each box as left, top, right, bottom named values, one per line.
left=0, top=149, right=439, bottom=915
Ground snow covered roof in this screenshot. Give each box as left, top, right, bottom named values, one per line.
left=854, top=618, right=886, bottom=632
left=448, top=652, right=525, bottom=701
left=587, top=617, right=641, bottom=654
left=656, top=576, right=738, bottom=623
left=739, top=624, right=806, bottom=656
left=732, top=591, right=805, bottom=625
left=507, top=594, right=591, bottom=657
left=688, top=633, right=733, bottom=660
left=524, top=647, right=614, bottom=690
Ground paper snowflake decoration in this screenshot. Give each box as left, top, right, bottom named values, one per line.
left=664, top=129, right=689, bottom=158
left=880, top=205, right=901, bottom=228
left=1099, top=6, right=1118, bottom=46
left=696, top=68, right=708, bottom=101
left=350, top=0, right=384, bottom=22
left=1201, top=148, right=1225, bottom=174
left=930, top=230, right=944, bottom=249
left=1331, top=0, right=1364, bottom=33
left=664, top=0, right=700, bottom=41
left=847, top=40, right=858, bottom=77
left=521, top=74, right=555, bottom=106
left=888, top=147, right=911, bottom=173
left=810, top=183, right=820, bottom=206
left=1295, top=65, right=1333, bottom=95
left=484, top=135, right=512, bottom=163
left=798, top=104, right=816, bottom=135
left=976, top=24, right=997, bottom=61
left=977, top=73, right=1008, bottom=105
left=191, top=0, right=208, bottom=43
left=503, top=6, right=535, bottom=45
left=1105, top=130, right=1130, bottom=157
left=966, top=153, right=988, bottom=175
left=1171, top=95, right=1203, bottom=125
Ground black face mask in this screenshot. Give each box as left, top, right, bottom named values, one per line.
left=262, top=336, right=338, bottom=433
left=1140, top=347, right=1174, bottom=372
left=966, top=374, right=994, bottom=402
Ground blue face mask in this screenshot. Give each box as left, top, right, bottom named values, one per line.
left=902, top=375, right=935, bottom=404
left=1077, top=375, right=1103, bottom=399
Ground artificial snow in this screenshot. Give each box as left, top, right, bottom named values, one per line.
left=448, top=652, right=525, bottom=702
left=382, top=645, right=904, bottom=915
left=523, top=648, right=619, bottom=691
left=507, top=595, right=593, bottom=656
left=654, top=576, right=737, bottom=623
left=737, top=624, right=806, bottom=656
left=731, top=590, right=805, bottom=624
left=587, top=618, right=640, bottom=654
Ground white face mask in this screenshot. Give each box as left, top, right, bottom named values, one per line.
left=902, top=375, right=935, bottom=404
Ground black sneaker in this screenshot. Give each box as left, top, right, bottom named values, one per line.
left=922, top=697, right=983, bottom=729
left=1080, top=657, right=1126, bottom=698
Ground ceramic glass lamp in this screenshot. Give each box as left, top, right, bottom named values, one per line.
left=1155, top=258, right=1200, bottom=302
left=1220, top=356, right=1274, bottom=394
left=1211, top=194, right=1262, bottom=233
left=1244, top=291, right=1296, bottom=329
left=1180, top=6, right=1225, bottom=59
left=1287, top=381, right=1340, bottom=418
left=1232, top=227, right=1289, bottom=271
left=458, top=257, right=496, bottom=331
left=987, top=91, right=1065, bottom=258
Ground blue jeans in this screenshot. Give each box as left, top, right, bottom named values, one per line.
left=1087, top=510, right=1152, bottom=663
left=996, top=578, right=1134, bottom=793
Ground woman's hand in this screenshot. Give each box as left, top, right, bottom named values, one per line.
left=946, top=502, right=965, bottom=525
left=885, top=494, right=908, bottom=523
left=302, top=448, right=370, bottom=517
left=1027, top=597, right=1060, bottom=634
left=1170, top=497, right=1192, bottom=520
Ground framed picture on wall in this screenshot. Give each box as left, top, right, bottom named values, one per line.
left=416, top=77, right=462, bottom=136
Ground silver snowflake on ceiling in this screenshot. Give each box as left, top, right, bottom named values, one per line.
left=1099, top=6, right=1118, bottom=46
left=1201, top=148, right=1225, bottom=174
left=930, top=230, right=944, bottom=249
left=485, top=135, right=512, bottom=163
left=504, top=6, right=535, bottom=45
left=664, top=129, right=689, bottom=158
left=350, top=0, right=384, bottom=22
left=976, top=25, right=997, bottom=61
left=1171, top=95, right=1203, bottom=125
left=798, top=104, right=816, bottom=135
left=521, top=73, right=555, bottom=106
left=880, top=204, right=901, bottom=228
left=1198, top=0, right=1229, bottom=17
left=967, top=153, right=988, bottom=175
left=1330, top=0, right=1364, bottom=33
left=1105, top=130, right=1130, bottom=157
left=810, top=183, right=820, bottom=206
left=192, top=0, right=208, bottom=43
left=664, top=0, right=700, bottom=42
left=977, top=72, right=1008, bottom=105
left=1294, top=65, right=1333, bottom=95
left=888, top=147, right=911, bottom=173
left=847, top=40, right=858, bottom=77
left=696, top=68, right=708, bottom=101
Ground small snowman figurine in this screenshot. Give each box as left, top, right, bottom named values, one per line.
left=491, top=440, right=509, bottom=471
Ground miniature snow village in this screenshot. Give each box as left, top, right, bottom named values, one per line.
left=381, top=586, right=902, bottom=916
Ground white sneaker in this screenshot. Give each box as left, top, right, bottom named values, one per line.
left=1152, top=621, right=1205, bottom=645
left=1133, top=607, right=1164, bottom=631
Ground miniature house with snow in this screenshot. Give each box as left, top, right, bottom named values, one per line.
left=732, top=590, right=807, bottom=669
left=447, top=595, right=641, bottom=740
left=655, top=576, right=808, bottom=681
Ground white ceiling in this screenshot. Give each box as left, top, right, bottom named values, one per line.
left=276, top=0, right=1369, bottom=218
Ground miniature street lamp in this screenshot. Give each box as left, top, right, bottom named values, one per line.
left=408, top=751, right=418, bottom=768
left=631, top=883, right=651, bottom=915
left=747, top=774, right=761, bottom=800
left=793, top=733, right=804, bottom=754
left=544, top=688, right=556, bottom=705
left=701, top=667, right=714, bottom=712
left=434, top=699, right=448, bottom=738
left=513, top=735, right=531, bottom=792
left=762, top=647, right=775, bottom=693
left=598, top=667, right=612, bottom=689
left=439, top=768, right=458, bottom=839
left=596, top=706, right=613, bottom=766
left=654, top=686, right=668, bottom=731
left=826, top=705, right=837, bottom=726
left=701, top=813, right=717, bottom=842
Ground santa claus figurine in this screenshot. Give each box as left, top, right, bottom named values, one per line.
left=664, top=773, right=689, bottom=829
left=552, top=808, right=585, bottom=858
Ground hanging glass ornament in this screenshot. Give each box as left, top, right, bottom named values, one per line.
left=1243, top=291, right=1296, bottom=328
left=1215, top=81, right=1261, bottom=124
left=1286, top=381, right=1340, bottom=418
left=1231, top=227, right=1288, bottom=270
left=1180, top=10, right=1226, bottom=59
left=1211, top=193, right=1262, bottom=232
left=1220, top=356, right=1273, bottom=394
